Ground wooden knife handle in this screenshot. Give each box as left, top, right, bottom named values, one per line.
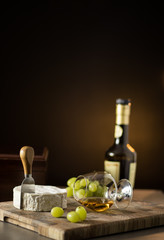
left=20, top=146, right=34, bottom=176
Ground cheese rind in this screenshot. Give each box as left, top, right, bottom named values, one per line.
left=13, top=185, right=67, bottom=211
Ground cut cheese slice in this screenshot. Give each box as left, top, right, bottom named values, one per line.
left=13, top=185, right=67, bottom=211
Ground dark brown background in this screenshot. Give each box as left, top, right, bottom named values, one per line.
left=0, top=2, right=164, bottom=190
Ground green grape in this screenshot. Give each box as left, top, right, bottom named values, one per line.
left=94, top=185, right=103, bottom=197
left=67, top=177, right=77, bottom=187
left=93, top=180, right=99, bottom=186
left=86, top=190, right=93, bottom=197
left=74, top=180, right=81, bottom=190
left=80, top=178, right=90, bottom=187
left=75, top=206, right=87, bottom=221
left=51, top=207, right=64, bottom=218
left=80, top=178, right=86, bottom=187
left=76, top=189, right=86, bottom=199
left=67, top=211, right=81, bottom=223
left=89, top=182, right=97, bottom=192
left=66, top=186, right=73, bottom=197
left=70, top=182, right=74, bottom=189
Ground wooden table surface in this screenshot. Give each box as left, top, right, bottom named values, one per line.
left=0, top=189, right=164, bottom=240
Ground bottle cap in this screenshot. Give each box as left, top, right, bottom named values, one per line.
left=116, top=99, right=131, bottom=105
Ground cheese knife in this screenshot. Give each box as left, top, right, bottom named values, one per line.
left=19, top=146, right=35, bottom=209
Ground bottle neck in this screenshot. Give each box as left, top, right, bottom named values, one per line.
left=114, top=102, right=131, bottom=145
left=114, top=124, right=129, bottom=145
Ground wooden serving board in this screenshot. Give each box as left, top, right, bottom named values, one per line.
left=0, top=198, right=164, bottom=240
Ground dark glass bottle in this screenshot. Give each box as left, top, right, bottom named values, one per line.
left=104, top=99, right=137, bottom=188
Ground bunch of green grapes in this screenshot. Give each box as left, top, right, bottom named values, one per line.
left=67, top=206, right=87, bottom=223
left=51, top=206, right=87, bottom=223
left=66, top=177, right=108, bottom=199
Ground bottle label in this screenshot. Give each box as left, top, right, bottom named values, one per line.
left=104, top=160, right=120, bottom=183
left=114, top=125, right=123, bottom=138
left=116, top=104, right=130, bottom=125
left=129, top=162, right=137, bottom=188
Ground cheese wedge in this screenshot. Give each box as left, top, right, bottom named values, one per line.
left=13, top=185, right=67, bottom=211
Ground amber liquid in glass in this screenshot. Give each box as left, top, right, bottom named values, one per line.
left=79, top=197, right=114, bottom=212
